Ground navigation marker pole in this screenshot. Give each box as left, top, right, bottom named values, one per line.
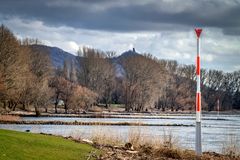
left=195, top=28, right=202, bottom=156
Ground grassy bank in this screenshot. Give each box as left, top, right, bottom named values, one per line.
left=0, top=129, right=239, bottom=160
left=0, top=129, right=99, bottom=160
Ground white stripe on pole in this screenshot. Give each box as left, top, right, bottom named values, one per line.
left=198, top=37, right=200, bottom=56
left=197, top=76, right=201, bottom=92
left=196, top=107, right=201, bottom=122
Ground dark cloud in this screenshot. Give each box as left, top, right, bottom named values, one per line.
left=1, top=0, right=239, bottom=72
left=0, top=0, right=240, bottom=34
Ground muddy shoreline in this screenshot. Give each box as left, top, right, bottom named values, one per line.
left=5, top=110, right=240, bottom=119
left=0, top=120, right=194, bottom=126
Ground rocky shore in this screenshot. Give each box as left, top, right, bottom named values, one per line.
left=61, top=134, right=240, bottom=160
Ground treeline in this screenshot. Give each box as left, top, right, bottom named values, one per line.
left=0, top=25, right=96, bottom=115
left=157, top=63, right=240, bottom=111
left=75, top=48, right=240, bottom=112
left=0, top=25, right=53, bottom=115
left=0, top=25, right=239, bottom=115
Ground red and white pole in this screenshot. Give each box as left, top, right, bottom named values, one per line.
left=195, top=28, right=202, bottom=155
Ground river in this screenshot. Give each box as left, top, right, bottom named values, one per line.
left=0, top=114, right=239, bottom=153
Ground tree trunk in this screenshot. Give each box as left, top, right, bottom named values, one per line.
left=12, top=103, right=17, bottom=111
left=54, top=104, right=58, bottom=113
left=54, top=94, right=59, bottom=113
left=22, top=103, right=26, bottom=111
left=3, top=101, right=6, bottom=109
left=8, top=101, right=11, bottom=108
left=125, top=103, right=130, bottom=112
left=34, top=105, right=40, bottom=117
left=104, top=98, right=110, bottom=109
left=64, top=104, right=68, bottom=114
left=26, top=103, right=29, bottom=110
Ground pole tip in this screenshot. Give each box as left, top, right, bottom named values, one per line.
left=195, top=28, right=202, bottom=38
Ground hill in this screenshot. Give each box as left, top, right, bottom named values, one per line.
left=31, top=45, right=139, bottom=70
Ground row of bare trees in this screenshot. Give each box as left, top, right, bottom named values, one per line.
left=0, top=25, right=97, bottom=115
left=50, top=68, right=97, bottom=114
left=157, top=62, right=240, bottom=112
left=75, top=47, right=239, bottom=112
left=0, top=25, right=60, bottom=115
left=1, top=25, right=239, bottom=113
left=77, top=47, right=116, bottom=108
left=120, top=54, right=166, bottom=111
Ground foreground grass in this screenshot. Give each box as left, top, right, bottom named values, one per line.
left=0, top=129, right=99, bottom=160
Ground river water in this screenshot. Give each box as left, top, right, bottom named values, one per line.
left=0, top=114, right=239, bottom=153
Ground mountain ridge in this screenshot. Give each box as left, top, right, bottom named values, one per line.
left=31, top=45, right=139, bottom=69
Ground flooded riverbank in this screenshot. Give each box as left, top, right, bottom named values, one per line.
left=0, top=114, right=239, bottom=153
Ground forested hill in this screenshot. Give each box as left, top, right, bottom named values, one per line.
left=30, top=45, right=140, bottom=78
left=30, top=44, right=139, bottom=70
left=30, top=45, right=79, bottom=69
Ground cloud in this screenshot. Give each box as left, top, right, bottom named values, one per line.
left=202, top=54, right=214, bottom=62
left=0, top=0, right=240, bottom=34
left=234, top=65, right=240, bottom=70
left=0, top=1, right=240, bottom=72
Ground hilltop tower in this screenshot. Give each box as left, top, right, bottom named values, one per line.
left=133, top=48, right=135, bottom=52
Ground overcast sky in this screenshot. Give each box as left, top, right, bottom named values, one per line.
left=1, top=0, right=240, bottom=72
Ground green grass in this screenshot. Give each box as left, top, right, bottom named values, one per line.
left=0, top=129, right=99, bottom=160
left=109, top=104, right=125, bottom=108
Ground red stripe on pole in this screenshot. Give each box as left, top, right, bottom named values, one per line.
left=196, top=56, right=200, bottom=75
left=196, top=93, right=201, bottom=112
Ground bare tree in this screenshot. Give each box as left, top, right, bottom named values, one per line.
left=77, top=47, right=115, bottom=107
left=28, top=45, right=53, bottom=115
left=121, top=54, right=166, bottom=112
left=70, top=60, right=78, bottom=83
left=0, top=25, right=32, bottom=110
left=49, top=75, right=63, bottom=113
left=69, top=84, right=97, bottom=112
left=58, top=78, right=73, bottom=113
